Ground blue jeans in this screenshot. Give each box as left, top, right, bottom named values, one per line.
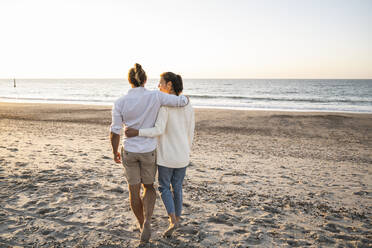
left=158, top=165, right=187, bottom=217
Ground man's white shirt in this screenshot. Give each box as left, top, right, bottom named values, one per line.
left=110, top=87, right=188, bottom=153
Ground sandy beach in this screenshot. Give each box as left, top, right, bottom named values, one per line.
left=0, top=102, right=371, bottom=247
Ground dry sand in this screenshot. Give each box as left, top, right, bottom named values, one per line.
left=0, top=102, right=371, bottom=247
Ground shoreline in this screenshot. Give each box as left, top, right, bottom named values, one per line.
left=1, top=102, right=372, bottom=120
left=1, top=100, right=372, bottom=114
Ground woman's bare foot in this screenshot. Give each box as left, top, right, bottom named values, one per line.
left=163, top=222, right=179, bottom=238
left=176, top=216, right=181, bottom=223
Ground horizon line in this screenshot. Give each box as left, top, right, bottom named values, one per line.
left=1, top=77, right=372, bottom=80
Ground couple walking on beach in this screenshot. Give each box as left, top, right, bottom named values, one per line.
left=109, top=63, right=195, bottom=243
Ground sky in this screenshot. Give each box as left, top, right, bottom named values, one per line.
left=0, top=0, right=371, bottom=79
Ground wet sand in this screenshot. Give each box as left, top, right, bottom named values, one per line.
left=0, top=102, right=371, bottom=247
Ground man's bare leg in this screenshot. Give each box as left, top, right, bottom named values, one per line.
left=128, top=184, right=144, bottom=230
left=140, top=183, right=156, bottom=242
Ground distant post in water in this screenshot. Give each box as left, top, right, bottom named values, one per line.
left=13, top=78, right=16, bottom=88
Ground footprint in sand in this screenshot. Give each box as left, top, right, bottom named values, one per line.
left=20, top=171, right=32, bottom=179
left=82, top=168, right=94, bottom=173
left=59, top=187, right=70, bottom=193
left=251, top=216, right=276, bottom=227
left=285, top=239, right=312, bottom=247
left=207, top=213, right=234, bottom=226
left=15, top=162, right=28, bottom=167
left=353, top=190, right=369, bottom=196
left=325, top=213, right=343, bottom=221
left=261, top=205, right=281, bottom=214
left=332, top=234, right=359, bottom=241
left=324, top=223, right=340, bottom=233
left=37, top=207, right=56, bottom=215
left=107, top=186, right=125, bottom=194
left=224, top=172, right=248, bottom=177
left=0, top=158, right=6, bottom=166
left=22, top=200, right=38, bottom=208
left=316, top=234, right=336, bottom=244
left=40, top=229, right=53, bottom=236
left=178, top=225, right=199, bottom=235
left=244, top=231, right=264, bottom=245
left=57, top=165, right=72, bottom=170
left=233, top=229, right=248, bottom=234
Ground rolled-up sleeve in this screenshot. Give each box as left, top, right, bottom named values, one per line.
left=157, top=91, right=188, bottom=107
left=110, top=101, right=123, bottom=135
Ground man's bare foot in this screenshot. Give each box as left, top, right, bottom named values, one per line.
left=163, top=222, right=179, bottom=238
left=131, top=221, right=144, bottom=233
left=140, top=222, right=151, bottom=242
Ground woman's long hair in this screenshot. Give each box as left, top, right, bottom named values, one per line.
left=161, top=72, right=183, bottom=96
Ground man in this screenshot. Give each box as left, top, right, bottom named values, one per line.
left=110, top=63, right=188, bottom=243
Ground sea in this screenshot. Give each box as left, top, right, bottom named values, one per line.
left=0, top=78, right=371, bottom=113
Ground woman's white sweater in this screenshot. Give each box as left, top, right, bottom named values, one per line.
left=139, top=104, right=195, bottom=168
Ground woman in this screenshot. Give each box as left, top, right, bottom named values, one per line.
left=125, top=72, right=195, bottom=237
left=110, top=64, right=189, bottom=243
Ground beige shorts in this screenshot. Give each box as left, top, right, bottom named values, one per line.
left=121, top=147, right=157, bottom=185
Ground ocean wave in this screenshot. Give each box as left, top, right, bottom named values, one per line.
left=1, top=95, right=371, bottom=105
left=187, top=94, right=372, bottom=104
left=0, top=96, right=112, bottom=103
